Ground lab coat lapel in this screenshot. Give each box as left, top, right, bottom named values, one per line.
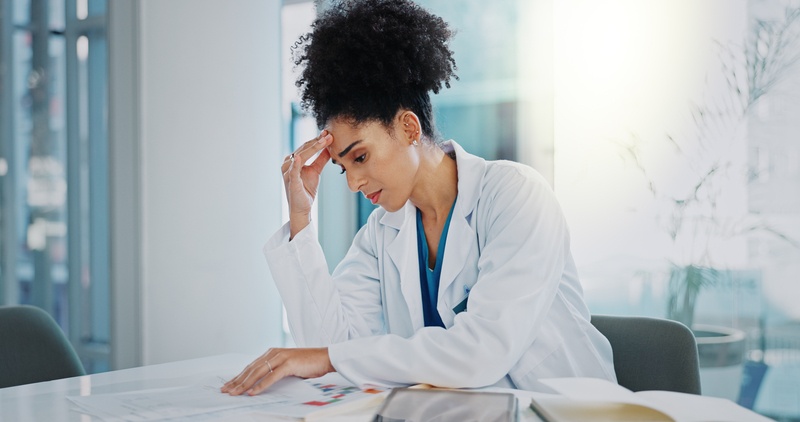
left=383, top=203, right=425, bottom=330
left=437, top=208, right=474, bottom=314
left=436, top=140, right=485, bottom=324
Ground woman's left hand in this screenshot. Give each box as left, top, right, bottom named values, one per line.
left=221, top=348, right=335, bottom=396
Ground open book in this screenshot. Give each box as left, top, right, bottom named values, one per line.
left=530, top=377, right=773, bottom=422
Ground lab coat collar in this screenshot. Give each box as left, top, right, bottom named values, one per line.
left=379, top=140, right=486, bottom=229
left=442, top=140, right=486, bottom=220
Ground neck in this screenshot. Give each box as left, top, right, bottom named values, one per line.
left=409, top=144, right=458, bottom=222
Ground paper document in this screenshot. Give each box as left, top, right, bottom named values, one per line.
left=68, top=373, right=387, bottom=421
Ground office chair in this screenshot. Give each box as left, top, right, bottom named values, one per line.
left=591, top=314, right=701, bottom=394
left=0, top=305, right=86, bottom=388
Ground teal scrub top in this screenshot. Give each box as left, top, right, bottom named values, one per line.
left=416, top=197, right=457, bottom=328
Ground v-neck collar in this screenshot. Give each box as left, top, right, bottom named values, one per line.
left=416, top=197, right=458, bottom=271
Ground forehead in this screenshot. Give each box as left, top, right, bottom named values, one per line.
left=326, top=118, right=392, bottom=153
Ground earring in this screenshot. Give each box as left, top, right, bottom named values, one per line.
left=412, top=139, right=419, bottom=146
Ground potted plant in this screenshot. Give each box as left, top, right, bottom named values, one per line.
left=666, top=265, right=720, bottom=329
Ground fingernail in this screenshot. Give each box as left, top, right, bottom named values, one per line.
left=318, top=135, right=330, bottom=144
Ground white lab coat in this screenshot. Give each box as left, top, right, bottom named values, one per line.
left=264, top=140, right=616, bottom=392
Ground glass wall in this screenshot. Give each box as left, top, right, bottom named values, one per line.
left=554, top=0, right=800, bottom=418
left=0, top=0, right=109, bottom=373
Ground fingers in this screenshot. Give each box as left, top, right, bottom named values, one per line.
left=225, top=365, right=267, bottom=395
left=222, top=350, right=279, bottom=396
left=249, top=374, right=282, bottom=396
left=307, top=147, right=331, bottom=174
left=221, top=348, right=334, bottom=397
left=248, top=353, right=289, bottom=396
left=282, top=131, right=333, bottom=174
left=221, top=363, right=255, bottom=393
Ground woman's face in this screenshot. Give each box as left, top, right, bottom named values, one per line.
left=326, top=117, right=419, bottom=213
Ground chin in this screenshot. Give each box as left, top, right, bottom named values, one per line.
left=380, top=202, right=404, bottom=213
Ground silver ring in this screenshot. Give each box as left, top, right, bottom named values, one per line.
left=266, top=359, right=273, bottom=373
left=289, top=153, right=295, bottom=163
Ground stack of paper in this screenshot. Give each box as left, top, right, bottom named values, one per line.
left=68, top=373, right=387, bottom=421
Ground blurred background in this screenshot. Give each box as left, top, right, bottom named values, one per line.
left=1, top=0, right=799, bottom=419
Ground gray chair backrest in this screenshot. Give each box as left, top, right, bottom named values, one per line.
left=591, top=314, right=701, bottom=395
left=0, top=305, right=86, bottom=388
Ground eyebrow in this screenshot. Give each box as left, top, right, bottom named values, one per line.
left=331, top=140, right=363, bottom=165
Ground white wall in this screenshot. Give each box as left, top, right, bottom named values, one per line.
left=138, top=0, right=284, bottom=365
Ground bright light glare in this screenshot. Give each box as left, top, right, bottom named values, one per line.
left=77, top=36, right=89, bottom=61
left=77, top=0, right=88, bottom=20
left=553, top=0, right=748, bottom=266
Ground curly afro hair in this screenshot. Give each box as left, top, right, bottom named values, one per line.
left=292, top=0, right=458, bottom=140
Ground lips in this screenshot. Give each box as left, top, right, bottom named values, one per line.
left=365, top=190, right=381, bottom=205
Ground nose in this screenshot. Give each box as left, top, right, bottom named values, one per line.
left=345, top=168, right=365, bottom=193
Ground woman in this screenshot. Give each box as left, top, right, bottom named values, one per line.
left=223, top=0, right=615, bottom=396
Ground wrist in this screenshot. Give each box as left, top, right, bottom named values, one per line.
left=289, top=214, right=310, bottom=240
left=323, top=347, right=336, bottom=373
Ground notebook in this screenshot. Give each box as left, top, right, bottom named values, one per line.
left=529, top=377, right=773, bottom=422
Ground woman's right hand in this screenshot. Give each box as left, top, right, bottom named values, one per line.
left=282, top=131, right=334, bottom=239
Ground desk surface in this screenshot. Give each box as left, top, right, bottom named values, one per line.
left=0, top=353, right=544, bottom=421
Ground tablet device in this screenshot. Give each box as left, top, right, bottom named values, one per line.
left=373, top=388, right=517, bottom=422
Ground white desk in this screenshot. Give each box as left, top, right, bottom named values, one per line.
left=0, top=353, right=544, bottom=421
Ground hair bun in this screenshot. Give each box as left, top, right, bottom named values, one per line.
left=293, top=0, right=458, bottom=136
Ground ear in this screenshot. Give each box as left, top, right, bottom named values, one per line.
left=397, top=110, right=421, bottom=145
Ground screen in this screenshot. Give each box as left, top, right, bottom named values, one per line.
left=373, top=388, right=517, bottom=422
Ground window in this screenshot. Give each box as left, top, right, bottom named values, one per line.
left=0, top=0, right=110, bottom=373
left=281, top=0, right=317, bottom=347
left=352, top=0, right=544, bottom=226
left=554, top=0, right=800, bottom=418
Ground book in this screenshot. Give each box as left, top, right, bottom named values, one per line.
left=529, top=377, right=774, bottom=422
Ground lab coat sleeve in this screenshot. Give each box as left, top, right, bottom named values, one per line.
left=263, top=219, right=384, bottom=347
left=328, top=165, right=568, bottom=388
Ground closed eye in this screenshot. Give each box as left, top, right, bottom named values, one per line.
left=337, top=154, right=366, bottom=174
